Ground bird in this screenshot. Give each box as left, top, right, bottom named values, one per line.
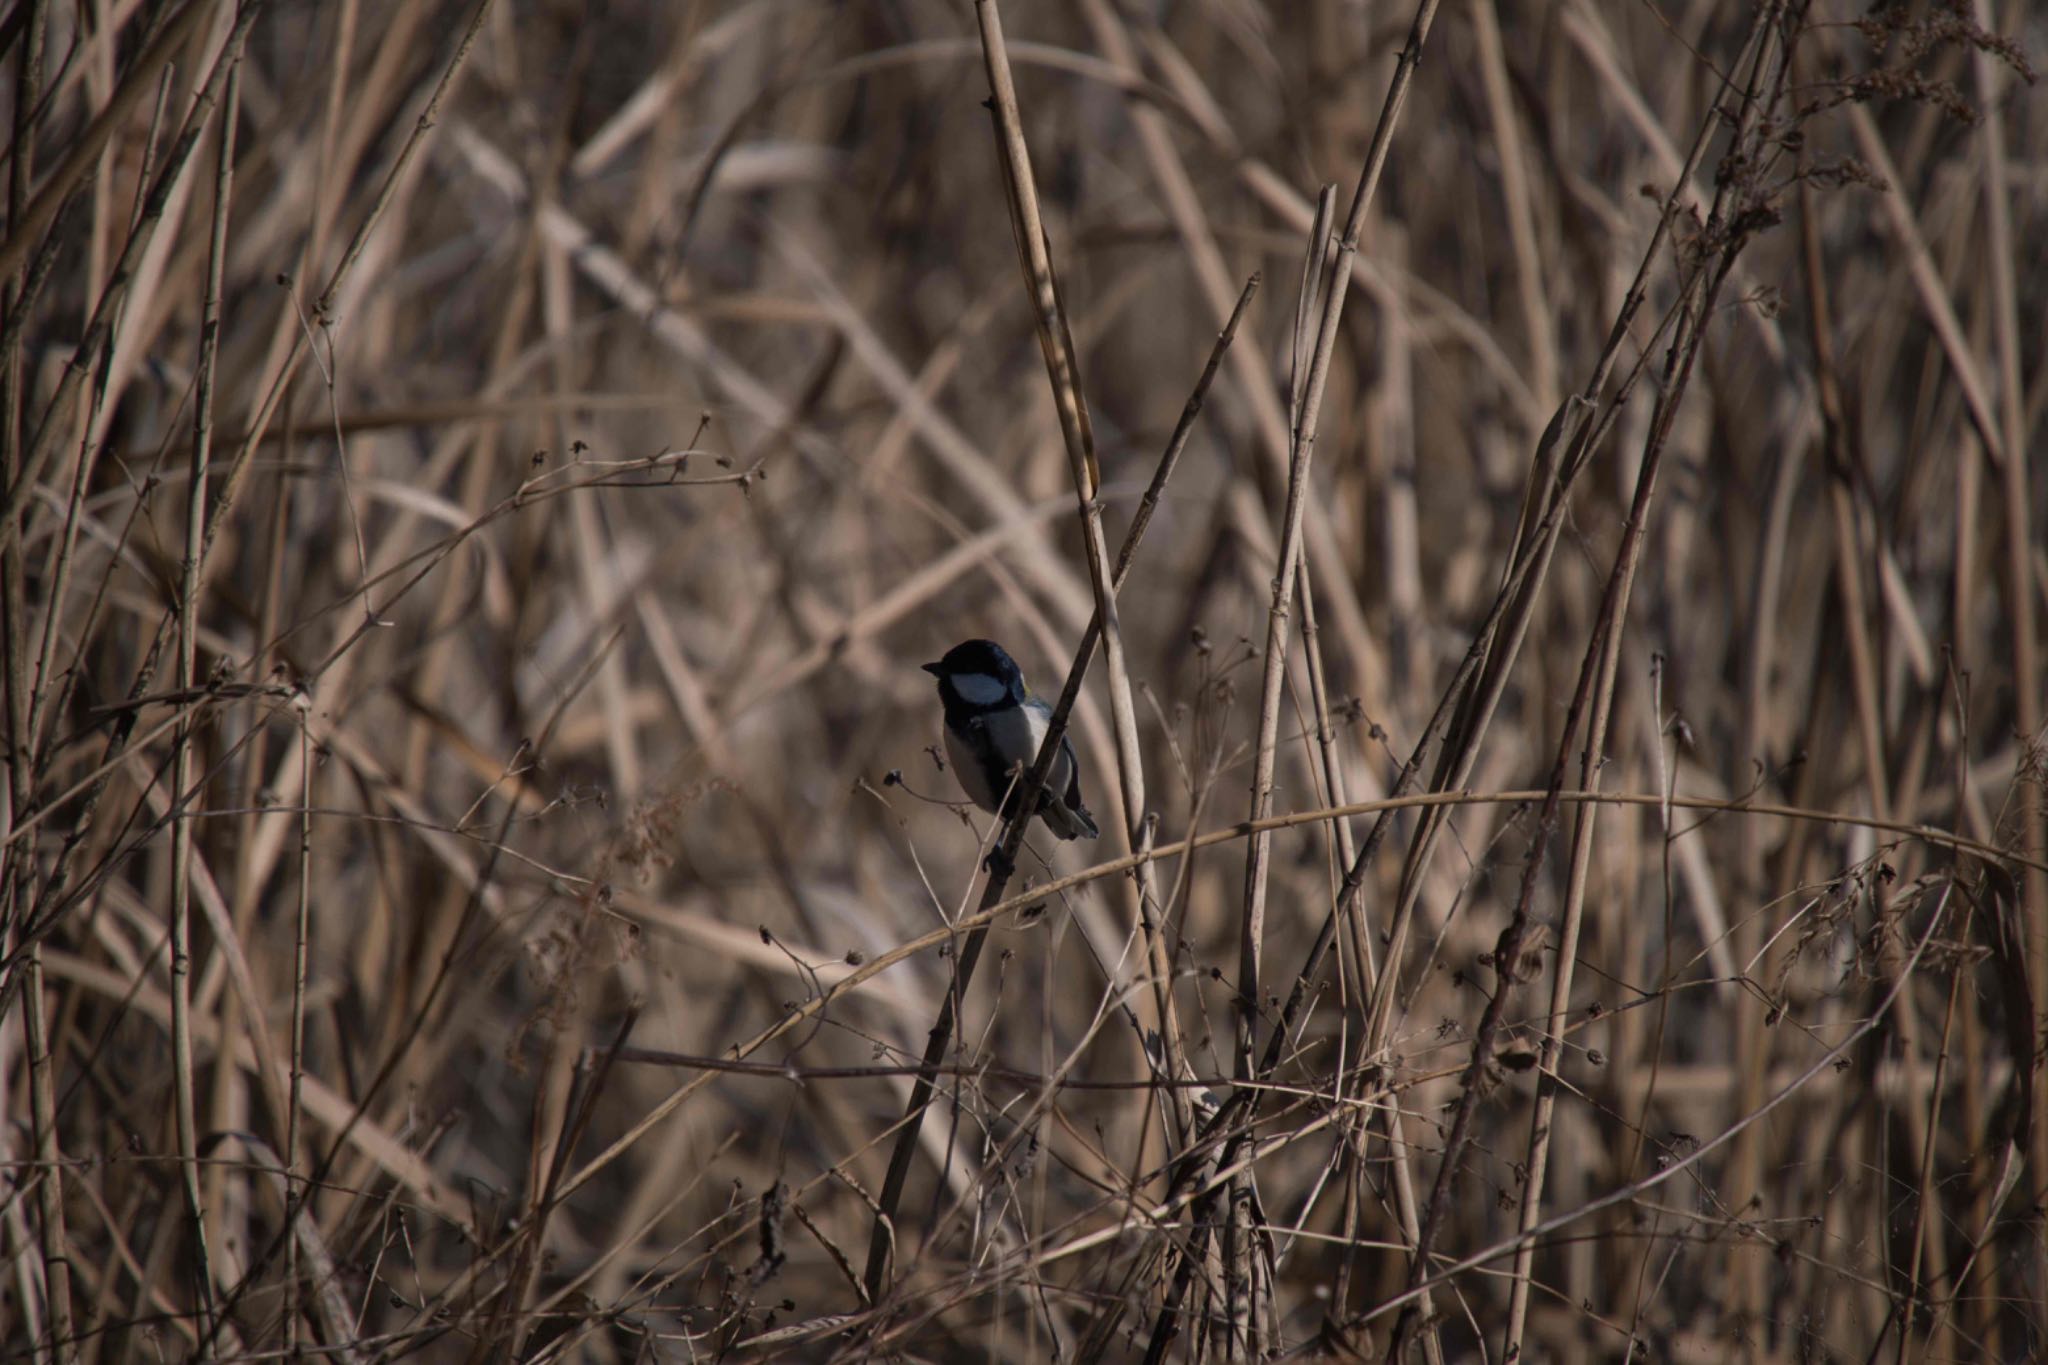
left=923, top=638, right=1099, bottom=842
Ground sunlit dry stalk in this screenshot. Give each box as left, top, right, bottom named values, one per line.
left=1270, top=186, right=1414, bottom=1356
left=1218, top=180, right=1349, bottom=1355
left=1235, top=185, right=1336, bottom=1077
left=166, top=21, right=255, bottom=1340
left=1284, top=189, right=1354, bottom=910
left=284, top=701, right=312, bottom=1355
left=195, top=44, right=261, bottom=1310
left=972, top=0, right=1142, bottom=901
left=1117, top=278, right=1263, bottom=1156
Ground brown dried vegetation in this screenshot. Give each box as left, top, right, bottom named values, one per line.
left=0, top=1, right=2044, bottom=1361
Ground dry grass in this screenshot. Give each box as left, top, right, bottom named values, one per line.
left=2, top=0, right=2045, bottom=1360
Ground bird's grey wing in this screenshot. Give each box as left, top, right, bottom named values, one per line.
left=1056, top=731, right=1083, bottom=802
left=1057, top=732, right=1098, bottom=836
left=1012, top=700, right=1087, bottom=838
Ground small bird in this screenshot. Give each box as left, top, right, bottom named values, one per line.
left=923, top=639, right=1098, bottom=841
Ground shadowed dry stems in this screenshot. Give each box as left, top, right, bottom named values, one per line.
left=0, top=2, right=2043, bottom=1362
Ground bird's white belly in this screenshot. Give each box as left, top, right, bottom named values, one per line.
left=943, top=724, right=998, bottom=811
left=945, top=705, right=1068, bottom=815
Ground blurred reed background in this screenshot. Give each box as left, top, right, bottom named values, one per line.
left=1, top=0, right=2043, bottom=1360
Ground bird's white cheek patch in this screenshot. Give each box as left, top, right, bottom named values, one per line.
left=952, top=672, right=1009, bottom=705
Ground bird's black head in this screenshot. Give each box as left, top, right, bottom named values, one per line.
left=923, top=638, right=1026, bottom=712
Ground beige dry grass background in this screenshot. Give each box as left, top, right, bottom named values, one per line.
left=1, top=0, right=2045, bottom=1360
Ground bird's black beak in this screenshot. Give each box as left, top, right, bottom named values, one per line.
left=921, top=661, right=944, bottom=677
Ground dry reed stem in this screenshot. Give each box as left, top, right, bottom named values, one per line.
left=166, top=15, right=254, bottom=1345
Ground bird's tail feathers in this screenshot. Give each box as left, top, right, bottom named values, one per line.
left=1040, top=791, right=1099, bottom=841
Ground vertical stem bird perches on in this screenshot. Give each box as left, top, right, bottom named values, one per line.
left=858, top=6, right=1256, bottom=1301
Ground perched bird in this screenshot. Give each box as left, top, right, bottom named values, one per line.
left=923, top=639, right=1099, bottom=841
